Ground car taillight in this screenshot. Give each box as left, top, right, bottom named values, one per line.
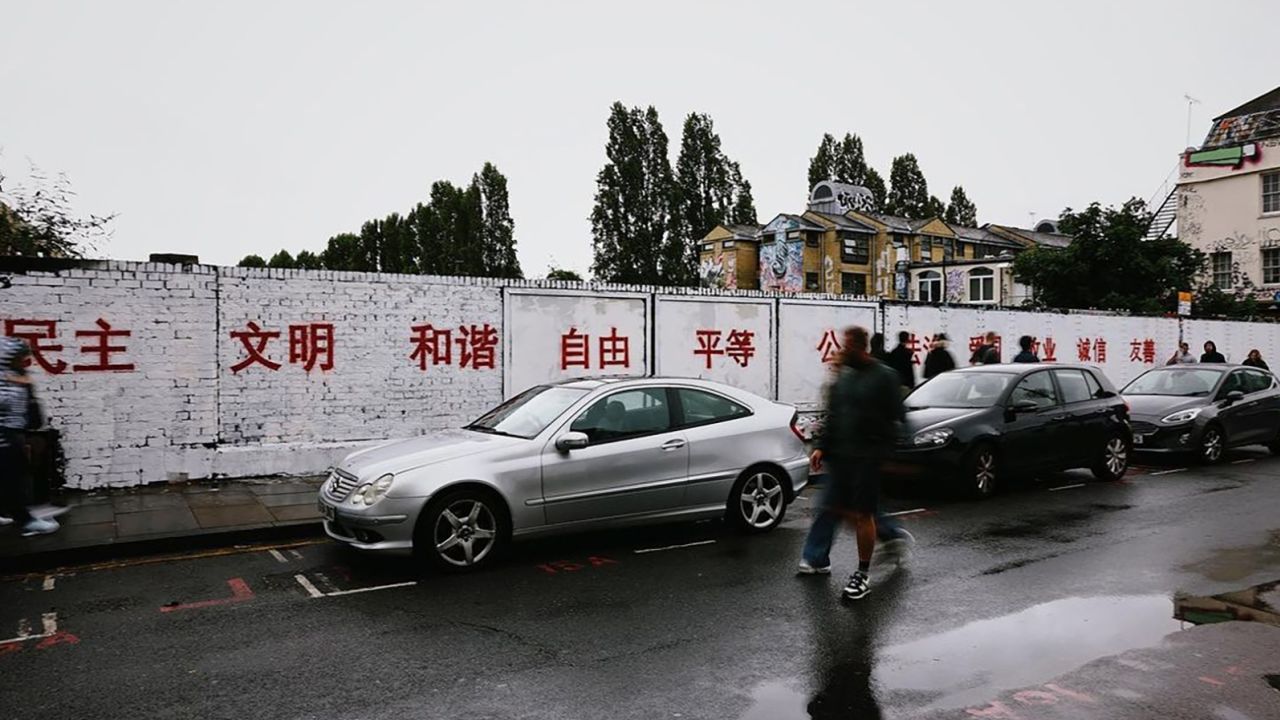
left=790, top=412, right=807, bottom=442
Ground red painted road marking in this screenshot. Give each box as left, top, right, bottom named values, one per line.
left=1198, top=676, right=1225, bottom=686
left=160, top=578, right=254, bottom=613
left=535, top=556, right=619, bottom=574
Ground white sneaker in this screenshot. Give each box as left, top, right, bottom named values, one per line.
left=29, top=504, right=69, bottom=520
left=797, top=560, right=832, bottom=575
left=0, top=516, right=13, bottom=527
left=21, top=517, right=59, bottom=537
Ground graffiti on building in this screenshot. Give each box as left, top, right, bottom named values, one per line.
left=823, top=256, right=834, bottom=293
left=836, top=186, right=877, bottom=213
left=1178, top=185, right=1204, bottom=240
left=759, top=216, right=804, bottom=293
left=699, top=252, right=737, bottom=290
left=1201, top=109, right=1280, bottom=150
left=1184, top=142, right=1261, bottom=170
left=946, top=269, right=966, bottom=302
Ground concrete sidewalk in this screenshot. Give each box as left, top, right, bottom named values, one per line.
left=0, top=475, right=326, bottom=569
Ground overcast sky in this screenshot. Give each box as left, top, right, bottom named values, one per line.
left=2, top=1, right=1277, bottom=276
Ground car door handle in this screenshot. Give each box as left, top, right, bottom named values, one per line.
left=661, top=439, right=687, bottom=451
left=1051, top=415, right=1068, bottom=422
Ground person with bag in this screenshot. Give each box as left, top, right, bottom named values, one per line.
left=923, top=333, right=956, bottom=380
left=0, top=338, right=60, bottom=535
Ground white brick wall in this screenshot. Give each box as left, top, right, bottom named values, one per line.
left=4, top=260, right=1280, bottom=490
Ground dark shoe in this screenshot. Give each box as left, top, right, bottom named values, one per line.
left=842, top=571, right=870, bottom=600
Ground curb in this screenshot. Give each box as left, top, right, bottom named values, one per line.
left=1, top=521, right=326, bottom=574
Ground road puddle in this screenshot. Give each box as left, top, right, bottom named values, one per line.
left=1181, top=529, right=1280, bottom=583
left=1175, top=579, right=1280, bottom=627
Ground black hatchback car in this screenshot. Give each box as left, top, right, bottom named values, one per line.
left=896, top=364, right=1131, bottom=497
left=1122, top=365, right=1280, bottom=463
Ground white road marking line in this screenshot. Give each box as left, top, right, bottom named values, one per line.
left=41, top=613, right=57, bottom=635
left=1149, top=468, right=1187, bottom=476
left=1049, top=483, right=1086, bottom=492
left=324, top=581, right=418, bottom=597
left=294, top=574, right=324, bottom=599
left=633, top=539, right=717, bottom=554
left=1231, top=459, right=1255, bottom=465
left=0, top=613, right=56, bottom=646
left=268, top=549, right=289, bottom=563
left=884, top=508, right=929, bottom=517
left=288, top=549, right=304, bottom=560
left=42, top=575, right=56, bottom=591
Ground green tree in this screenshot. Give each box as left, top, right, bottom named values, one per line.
left=476, top=162, right=522, bottom=279
left=268, top=250, right=296, bottom=268
left=590, top=102, right=675, bottom=285
left=670, top=112, right=757, bottom=284
left=863, top=168, right=887, bottom=211
left=1012, top=199, right=1203, bottom=314
left=321, top=233, right=368, bottom=271
left=807, top=132, right=885, bottom=211
left=0, top=162, right=115, bottom=258
left=884, top=154, right=930, bottom=219
left=925, top=195, right=947, bottom=220
left=238, top=254, right=267, bottom=268
left=294, top=250, right=322, bottom=270
left=546, top=267, right=583, bottom=282
left=945, top=186, right=978, bottom=227
left=807, top=133, right=837, bottom=191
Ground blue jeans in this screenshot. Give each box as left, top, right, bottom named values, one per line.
left=801, top=472, right=904, bottom=567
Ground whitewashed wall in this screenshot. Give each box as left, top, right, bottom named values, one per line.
left=5, top=259, right=1280, bottom=489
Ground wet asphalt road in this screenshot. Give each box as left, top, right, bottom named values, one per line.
left=2, top=449, right=1279, bottom=720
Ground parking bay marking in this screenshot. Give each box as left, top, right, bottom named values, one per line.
left=633, top=540, right=716, bottom=554
left=884, top=508, right=929, bottom=518
left=292, top=573, right=417, bottom=598
left=0, top=613, right=60, bottom=646
left=1048, top=483, right=1087, bottom=492
left=1149, top=468, right=1188, bottom=476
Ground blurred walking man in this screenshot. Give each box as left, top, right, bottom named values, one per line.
left=798, top=327, right=905, bottom=601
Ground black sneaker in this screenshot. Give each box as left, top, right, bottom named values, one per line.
left=842, top=571, right=870, bottom=600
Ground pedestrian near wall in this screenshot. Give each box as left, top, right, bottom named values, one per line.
left=0, top=338, right=60, bottom=536
left=1166, top=342, right=1196, bottom=365
left=798, top=326, right=906, bottom=601
left=870, top=333, right=888, bottom=363
left=970, top=331, right=1000, bottom=365
left=1201, top=341, right=1226, bottom=364
left=923, top=333, right=956, bottom=381
left=886, top=331, right=915, bottom=393
left=1243, top=349, right=1269, bottom=370
left=1011, top=335, right=1040, bottom=364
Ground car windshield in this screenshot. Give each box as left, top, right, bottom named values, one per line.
left=906, top=372, right=1015, bottom=409
left=1123, top=369, right=1223, bottom=397
left=465, top=385, right=589, bottom=439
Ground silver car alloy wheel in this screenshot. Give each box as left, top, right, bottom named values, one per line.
left=1202, top=428, right=1223, bottom=463
left=738, top=472, right=784, bottom=529
left=1105, top=437, right=1128, bottom=476
left=974, top=451, right=996, bottom=494
left=434, top=499, right=497, bottom=567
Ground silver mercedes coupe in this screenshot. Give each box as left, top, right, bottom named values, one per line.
left=317, top=377, right=810, bottom=571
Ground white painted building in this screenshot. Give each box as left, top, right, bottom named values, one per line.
left=1177, top=86, right=1280, bottom=301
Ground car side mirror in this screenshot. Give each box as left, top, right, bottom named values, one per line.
left=555, top=431, right=590, bottom=452
left=1010, top=399, right=1039, bottom=414
left=1224, top=390, right=1245, bottom=405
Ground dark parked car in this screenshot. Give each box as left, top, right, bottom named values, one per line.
left=1122, top=365, right=1280, bottom=463
left=897, top=365, right=1131, bottom=497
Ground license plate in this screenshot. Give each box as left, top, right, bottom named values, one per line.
left=1133, top=434, right=1145, bottom=446
left=319, top=501, right=336, bottom=522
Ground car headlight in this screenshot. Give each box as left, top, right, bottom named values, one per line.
left=1161, top=408, right=1202, bottom=424
left=912, top=428, right=954, bottom=447
left=351, top=473, right=395, bottom=506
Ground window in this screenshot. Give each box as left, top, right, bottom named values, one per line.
left=920, top=236, right=934, bottom=257
left=942, top=238, right=955, bottom=261
left=570, top=388, right=671, bottom=444
left=840, top=234, right=870, bottom=264
left=700, top=243, right=713, bottom=253
left=1264, top=248, right=1280, bottom=285
left=841, top=272, right=867, bottom=296
left=1211, top=252, right=1233, bottom=289
left=1010, top=371, right=1059, bottom=409
left=805, top=272, right=820, bottom=291
left=467, top=385, right=589, bottom=439
left=918, top=270, right=942, bottom=303
left=1242, top=369, right=1273, bottom=394
left=1264, top=171, right=1280, bottom=214
left=675, top=388, right=750, bottom=427
left=787, top=230, right=802, bottom=240
left=761, top=232, right=776, bottom=245
left=968, top=267, right=995, bottom=303
left=1083, top=371, right=1104, bottom=399
left=805, top=232, right=820, bottom=248
left=1054, top=370, right=1093, bottom=404
left=1220, top=371, right=1248, bottom=397
left=722, top=240, right=736, bottom=249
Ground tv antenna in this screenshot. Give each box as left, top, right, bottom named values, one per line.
left=1184, top=94, right=1202, bottom=148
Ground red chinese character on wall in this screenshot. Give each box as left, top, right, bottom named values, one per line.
left=725, top=329, right=755, bottom=368
left=73, top=318, right=135, bottom=372
left=1129, top=339, right=1143, bottom=363
left=410, top=324, right=452, bottom=370
left=561, top=328, right=590, bottom=370
left=1043, top=337, right=1057, bottom=362
left=599, top=327, right=630, bottom=369
left=230, top=321, right=282, bottom=373
left=457, top=324, right=498, bottom=370
left=4, top=319, right=67, bottom=374
left=1142, top=339, right=1156, bottom=364
left=1076, top=338, right=1092, bottom=362
left=694, top=329, right=724, bottom=369
left=904, top=333, right=922, bottom=365
left=969, top=335, right=1003, bottom=358
left=1094, top=338, right=1108, bottom=363
left=817, top=329, right=842, bottom=364
left=288, top=323, right=335, bottom=372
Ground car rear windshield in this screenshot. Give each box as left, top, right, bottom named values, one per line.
left=466, top=385, right=589, bottom=439
left=1123, top=368, right=1223, bottom=397
left=906, top=372, right=1015, bottom=409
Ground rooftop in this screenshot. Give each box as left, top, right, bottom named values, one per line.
left=1202, top=86, right=1280, bottom=150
